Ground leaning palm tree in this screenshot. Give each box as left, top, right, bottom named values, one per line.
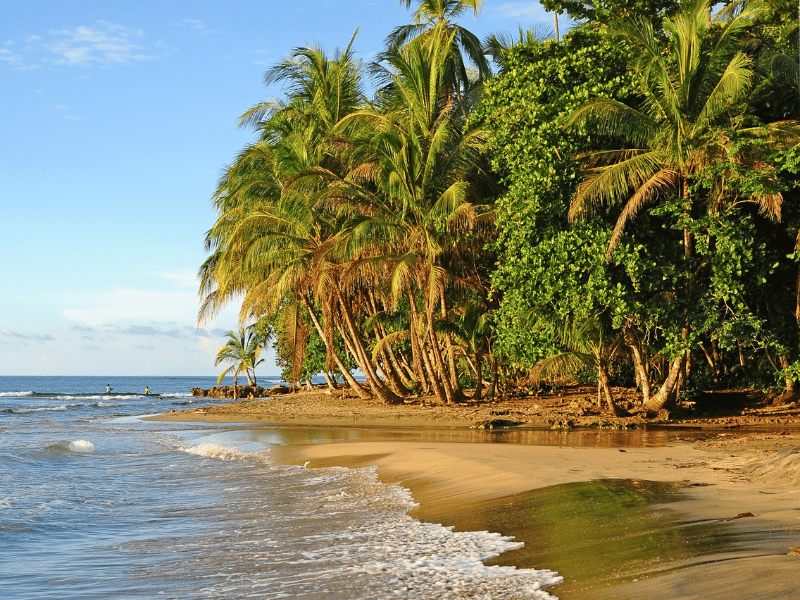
left=565, top=0, right=797, bottom=410
left=332, top=30, right=494, bottom=403
left=215, top=327, right=265, bottom=387
left=200, top=39, right=409, bottom=405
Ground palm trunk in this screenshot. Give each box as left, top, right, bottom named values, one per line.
left=301, top=294, right=370, bottom=399
left=644, top=354, right=685, bottom=412
left=473, top=354, right=483, bottom=400
left=335, top=287, right=404, bottom=405
left=440, top=295, right=462, bottom=399
left=376, top=349, right=407, bottom=396
left=322, top=371, right=336, bottom=391
left=426, top=306, right=456, bottom=404
left=624, top=326, right=651, bottom=404
left=407, top=291, right=430, bottom=393
left=387, top=344, right=414, bottom=389
left=553, top=12, right=559, bottom=42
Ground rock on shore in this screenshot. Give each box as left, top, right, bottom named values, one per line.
left=191, top=385, right=273, bottom=399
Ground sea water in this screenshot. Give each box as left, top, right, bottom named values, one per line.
left=0, top=376, right=562, bottom=599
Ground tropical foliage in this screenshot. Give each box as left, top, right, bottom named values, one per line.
left=199, top=0, right=800, bottom=413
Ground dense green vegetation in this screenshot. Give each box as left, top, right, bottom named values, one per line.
left=199, top=0, right=800, bottom=412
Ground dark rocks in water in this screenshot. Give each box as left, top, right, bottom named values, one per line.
left=471, top=419, right=525, bottom=429
left=550, top=419, right=575, bottom=430
left=191, top=385, right=268, bottom=399
left=592, top=421, right=638, bottom=430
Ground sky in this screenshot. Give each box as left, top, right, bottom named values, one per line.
left=1, top=1, right=560, bottom=377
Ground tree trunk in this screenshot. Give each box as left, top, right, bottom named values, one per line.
left=779, top=354, right=797, bottom=395
left=375, top=352, right=408, bottom=397
left=597, top=363, right=621, bottom=415
left=301, top=294, right=370, bottom=400
left=473, top=354, right=483, bottom=400
left=383, top=345, right=412, bottom=392
left=643, top=355, right=685, bottom=412
left=335, top=288, right=404, bottom=405
left=698, top=341, right=718, bottom=382
left=624, top=327, right=651, bottom=404
left=553, top=12, right=559, bottom=42
left=322, top=371, right=336, bottom=391
left=440, top=296, right=462, bottom=398
left=486, top=356, right=498, bottom=400
left=712, top=338, right=725, bottom=375
left=426, top=307, right=456, bottom=404
left=407, top=291, right=430, bottom=393
left=795, top=262, right=800, bottom=325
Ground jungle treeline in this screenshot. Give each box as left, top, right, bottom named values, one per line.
left=199, top=0, right=800, bottom=412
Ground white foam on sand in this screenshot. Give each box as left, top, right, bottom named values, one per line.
left=181, top=441, right=274, bottom=463
left=299, top=467, right=563, bottom=599
left=179, top=441, right=563, bottom=599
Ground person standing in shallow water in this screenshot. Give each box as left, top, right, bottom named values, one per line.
left=144, top=386, right=149, bottom=395
left=105, top=384, right=112, bottom=393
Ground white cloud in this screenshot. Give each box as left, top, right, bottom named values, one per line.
left=62, top=288, right=199, bottom=327
left=45, top=22, right=153, bottom=66
left=492, top=2, right=551, bottom=20
left=2, top=21, right=163, bottom=69
left=164, top=271, right=198, bottom=287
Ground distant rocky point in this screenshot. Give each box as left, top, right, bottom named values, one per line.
left=191, top=384, right=293, bottom=399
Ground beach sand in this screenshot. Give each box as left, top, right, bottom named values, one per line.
left=152, top=390, right=800, bottom=598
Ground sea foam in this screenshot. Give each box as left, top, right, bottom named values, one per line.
left=177, top=441, right=563, bottom=598
left=183, top=442, right=265, bottom=462
left=68, top=440, right=95, bottom=453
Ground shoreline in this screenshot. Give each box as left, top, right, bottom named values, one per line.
left=270, top=433, right=800, bottom=599
left=150, top=391, right=800, bottom=598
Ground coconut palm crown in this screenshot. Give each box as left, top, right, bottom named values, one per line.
left=215, top=326, right=265, bottom=387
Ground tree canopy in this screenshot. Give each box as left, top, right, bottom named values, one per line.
left=200, top=0, right=800, bottom=412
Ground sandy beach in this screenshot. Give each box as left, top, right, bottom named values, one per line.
left=152, top=389, right=800, bottom=599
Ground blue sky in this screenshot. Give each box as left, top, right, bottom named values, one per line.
left=1, top=1, right=559, bottom=377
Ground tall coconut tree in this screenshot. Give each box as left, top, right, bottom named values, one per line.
left=383, top=0, right=491, bottom=111
left=200, top=38, right=411, bottom=405
left=565, top=0, right=797, bottom=410
left=330, top=31, right=494, bottom=403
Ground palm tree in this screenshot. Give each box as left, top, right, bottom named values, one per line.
left=527, top=314, right=626, bottom=415
left=383, top=0, right=491, bottom=108
left=331, top=30, right=494, bottom=403
left=215, top=327, right=265, bottom=388
left=483, top=26, right=552, bottom=73
left=200, top=39, right=411, bottom=404
left=565, top=0, right=795, bottom=410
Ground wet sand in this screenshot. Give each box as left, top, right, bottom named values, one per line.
left=151, top=393, right=800, bottom=598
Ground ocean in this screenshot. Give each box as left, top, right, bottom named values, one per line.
left=0, top=376, right=562, bottom=599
